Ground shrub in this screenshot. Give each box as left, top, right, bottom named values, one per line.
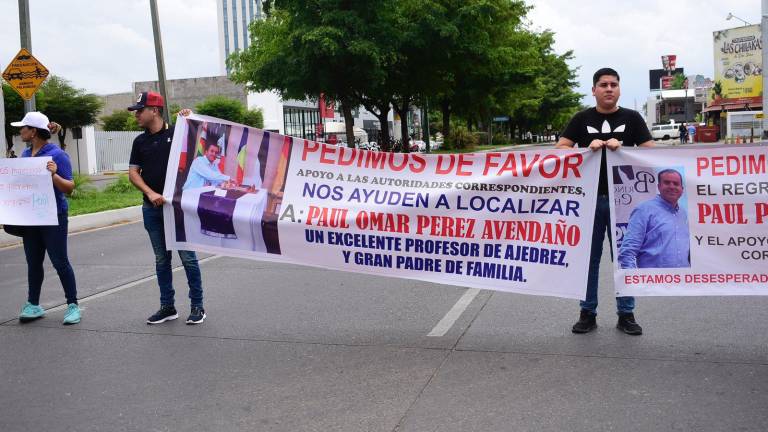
left=444, top=126, right=478, bottom=151
left=473, top=132, right=489, bottom=146
left=70, top=173, right=94, bottom=199
left=492, top=133, right=512, bottom=146
left=104, top=174, right=134, bottom=194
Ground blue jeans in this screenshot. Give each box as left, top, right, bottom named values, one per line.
left=580, top=195, right=635, bottom=314
left=142, top=205, right=203, bottom=308
left=23, top=213, right=78, bottom=305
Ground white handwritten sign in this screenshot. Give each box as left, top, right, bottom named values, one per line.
left=0, top=157, right=57, bottom=225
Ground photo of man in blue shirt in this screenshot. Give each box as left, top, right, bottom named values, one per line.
left=182, top=140, right=232, bottom=190
left=618, top=169, right=690, bottom=269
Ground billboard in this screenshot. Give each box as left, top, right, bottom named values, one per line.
left=661, top=54, right=677, bottom=71
left=649, top=68, right=685, bottom=90
left=711, top=24, right=763, bottom=104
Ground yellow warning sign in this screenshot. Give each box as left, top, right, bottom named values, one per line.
left=2, top=48, right=49, bottom=100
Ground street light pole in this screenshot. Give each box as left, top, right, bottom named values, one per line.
left=18, top=0, right=35, bottom=113
left=726, top=12, right=752, bottom=26
left=149, top=0, right=170, bottom=124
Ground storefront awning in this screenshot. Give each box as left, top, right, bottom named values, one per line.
left=703, top=102, right=762, bottom=113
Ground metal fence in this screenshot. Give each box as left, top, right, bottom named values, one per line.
left=94, top=131, right=142, bottom=172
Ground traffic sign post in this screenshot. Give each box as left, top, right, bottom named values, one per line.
left=2, top=48, right=49, bottom=100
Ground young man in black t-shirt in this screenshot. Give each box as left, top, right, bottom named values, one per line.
left=127, top=91, right=207, bottom=325
left=556, top=68, right=654, bottom=335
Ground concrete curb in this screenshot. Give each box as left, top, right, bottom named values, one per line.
left=1, top=205, right=142, bottom=248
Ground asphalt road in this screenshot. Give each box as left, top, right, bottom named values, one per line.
left=1, top=220, right=766, bottom=432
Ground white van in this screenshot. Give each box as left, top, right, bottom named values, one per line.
left=650, top=123, right=680, bottom=141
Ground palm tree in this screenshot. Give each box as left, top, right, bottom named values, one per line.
left=711, top=81, right=723, bottom=100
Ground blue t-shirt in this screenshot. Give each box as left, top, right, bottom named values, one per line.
left=22, top=143, right=73, bottom=213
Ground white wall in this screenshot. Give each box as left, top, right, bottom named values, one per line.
left=247, top=90, right=284, bottom=133
left=646, top=95, right=659, bottom=126
left=8, top=126, right=97, bottom=174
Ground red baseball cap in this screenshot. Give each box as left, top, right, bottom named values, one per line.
left=127, top=91, right=164, bottom=111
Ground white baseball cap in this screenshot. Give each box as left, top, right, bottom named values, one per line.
left=11, top=111, right=50, bottom=130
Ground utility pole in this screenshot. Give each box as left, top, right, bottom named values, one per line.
left=423, top=97, right=430, bottom=153
left=149, top=0, right=170, bottom=124
left=684, top=81, right=688, bottom=123
left=18, top=0, right=35, bottom=113
left=763, top=0, right=768, bottom=138
left=0, top=85, right=6, bottom=156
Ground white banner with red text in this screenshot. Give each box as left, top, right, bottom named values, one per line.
left=609, top=144, right=768, bottom=296
left=162, top=114, right=599, bottom=299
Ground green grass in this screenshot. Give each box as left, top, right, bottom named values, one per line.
left=68, top=189, right=143, bottom=216
left=67, top=174, right=143, bottom=216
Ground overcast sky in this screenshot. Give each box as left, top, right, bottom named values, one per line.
left=0, top=0, right=761, bottom=112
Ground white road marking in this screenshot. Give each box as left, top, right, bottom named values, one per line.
left=46, top=255, right=222, bottom=313
left=427, top=288, right=481, bottom=337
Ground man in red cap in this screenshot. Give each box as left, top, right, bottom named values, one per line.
left=127, top=92, right=207, bottom=325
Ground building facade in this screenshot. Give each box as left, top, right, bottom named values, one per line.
left=195, top=0, right=406, bottom=142
left=217, top=0, right=266, bottom=75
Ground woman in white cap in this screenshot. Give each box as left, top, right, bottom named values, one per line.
left=11, top=111, right=81, bottom=324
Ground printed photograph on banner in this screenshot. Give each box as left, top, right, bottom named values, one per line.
left=608, top=146, right=768, bottom=296
left=613, top=165, right=690, bottom=269
left=169, top=118, right=292, bottom=254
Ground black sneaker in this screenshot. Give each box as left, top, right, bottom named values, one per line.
left=572, top=310, right=597, bottom=334
left=616, top=312, right=643, bottom=335
left=147, top=305, right=178, bottom=324
left=186, top=307, right=206, bottom=325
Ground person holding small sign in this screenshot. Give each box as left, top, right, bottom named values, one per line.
left=10, top=111, right=81, bottom=325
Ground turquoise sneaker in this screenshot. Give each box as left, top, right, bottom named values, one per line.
left=63, top=303, right=81, bottom=325
left=19, top=302, right=45, bottom=322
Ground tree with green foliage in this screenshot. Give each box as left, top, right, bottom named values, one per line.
left=432, top=0, right=537, bottom=142
left=125, top=115, right=142, bottom=131
left=195, top=96, right=246, bottom=123
left=670, top=72, right=687, bottom=90
left=3, top=82, right=46, bottom=155
left=711, top=81, right=723, bottom=99
left=100, top=110, right=141, bottom=131
left=242, top=108, right=264, bottom=128
left=504, top=30, right=582, bottom=140
left=39, top=76, right=102, bottom=149
left=228, top=0, right=580, bottom=151
left=381, top=0, right=456, bottom=151
left=230, top=0, right=391, bottom=147
left=194, top=96, right=264, bottom=128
